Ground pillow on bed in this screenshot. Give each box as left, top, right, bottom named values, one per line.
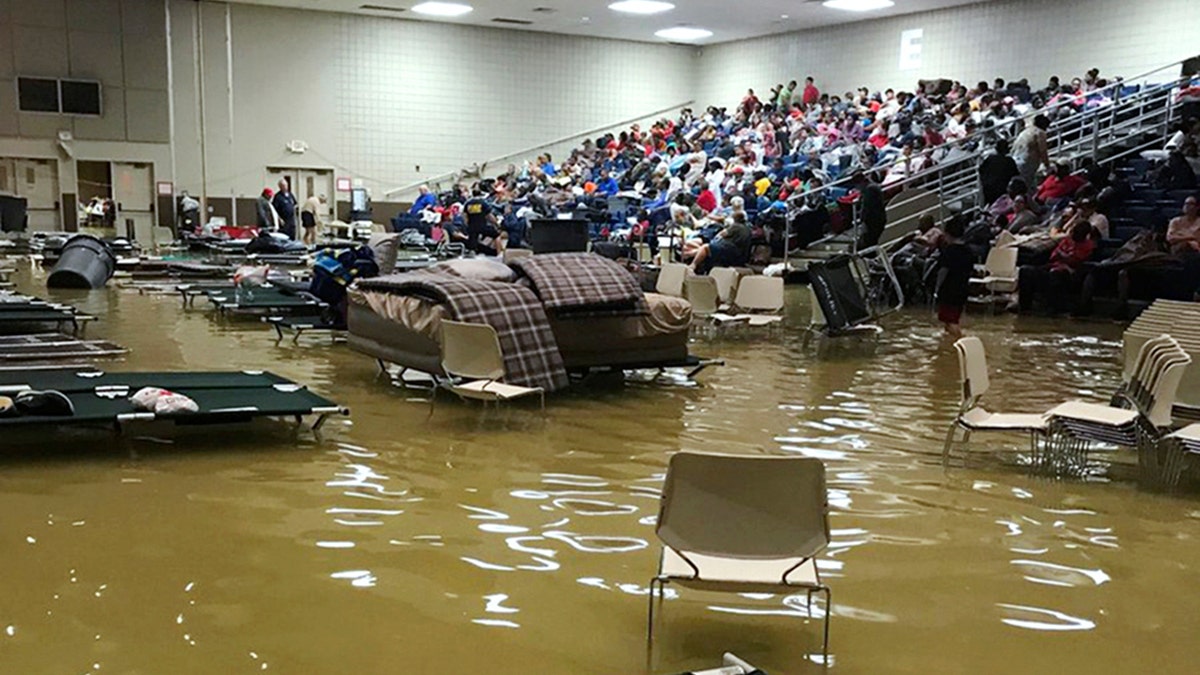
left=433, top=258, right=517, bottom=283
left=367, top=234, right=400, bottom=275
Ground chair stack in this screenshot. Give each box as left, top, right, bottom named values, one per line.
left=1045, top=334, right=1191, bottom=477
left=1121, top=299, right=1200, bottom=419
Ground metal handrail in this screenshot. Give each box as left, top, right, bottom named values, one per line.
left=789, top=59, right=1194, bottom=261
left=383, top=100, right=695, bottom=198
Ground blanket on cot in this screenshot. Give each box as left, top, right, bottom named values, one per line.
left=357, top=271, right=569, bottom=392
left=509, top=253, right=647, bottom=317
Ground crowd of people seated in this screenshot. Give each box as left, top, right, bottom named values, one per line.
left=904, top=115, right=1200, bottom=328
left=395, top=65, right=1136, bottom=272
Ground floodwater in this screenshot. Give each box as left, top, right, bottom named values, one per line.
left=1, top=262, right=1198, bottom=675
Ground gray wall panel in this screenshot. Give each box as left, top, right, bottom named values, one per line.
left=124, top=88, right=168, bottom=143
left=69, top=30, right=124, bottom=82
left=72, top=86, right=125, bottom=140
left=13, top=26, right=68, bottom=75
left=66, top=0, right=121, bottom=34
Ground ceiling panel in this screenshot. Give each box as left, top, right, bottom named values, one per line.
left=224, top=0, right=993, bottom=44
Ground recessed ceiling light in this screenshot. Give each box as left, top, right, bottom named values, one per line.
left=822, top=0, right=895, bottom=12
left=609, top=1, right=675, bottom=15
left=411, top=2, right=473, bottom=17
left=654, top=26, right=712, bottom=41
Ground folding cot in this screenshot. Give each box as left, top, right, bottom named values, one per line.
left=0, top=369, right=347, bottom=432
left=265, top=314, right=345, bottom=342
left=0, top=295, right=95, bottom=335
left=177, top=282, right=235, bottom=308
left=0, top=333, right=127, bottom=361
left=207, top=286, right=325, bottom=316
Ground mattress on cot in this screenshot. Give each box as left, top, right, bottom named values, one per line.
left=346, top=289, right=691, bottom=371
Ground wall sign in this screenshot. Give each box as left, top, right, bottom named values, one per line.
left=157, top=181, right=173, bottom=196
left=899, top=28, right=923, bottom=71
left=336, top=177, right=352, bottom=192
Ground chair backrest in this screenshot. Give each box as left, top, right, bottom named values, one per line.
left=656, top=263, right=688, bottom=298
left=503, top=248, right=534, bottom=263
left=684, top=276, right=720, bottom=316
left=153, top=226, right=175, bottom=247
left=440, top=320, right=506, bottom=381
left=1130, top=335, right=1183, bottom=405
left=656, top=452, right=829, bottom=560
left=993, top=230, right=1017, bottom=248
left=709, top=267, right=739, bottom=304
left=733, top=275, right=784, bottom=313
left=985, top=246, right=1018, bottom=278
left=954, top=336, right=990, bottom=407
left=1147, top=355, right=1192, bottom=427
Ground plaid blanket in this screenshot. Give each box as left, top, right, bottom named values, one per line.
left=509, top=253, right=646, bottom=316
left=358, top=271, right=569, bottom=392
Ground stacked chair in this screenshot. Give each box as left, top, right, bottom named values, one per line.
left=1043, top=335, right=1190, bottom=478
left=1120, top=299, right=1200, bottom=421
left=947, top=335, right=1194, bottom=484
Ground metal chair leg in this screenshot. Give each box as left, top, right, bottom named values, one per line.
left=942, top=422, right=961, bottom=467
left=819, top=585, right=832, bottom=664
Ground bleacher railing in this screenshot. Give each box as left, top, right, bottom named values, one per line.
left=788, top=57, right=1194, bottom=264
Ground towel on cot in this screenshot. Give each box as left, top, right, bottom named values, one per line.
left=357, top=271, right=569, bottom=392
left=509, top=252, right=647, bottom=317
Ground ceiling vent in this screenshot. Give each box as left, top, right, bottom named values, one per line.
left=360, top=4, right=406, bottom=12
left=492, top=17, right=534, bottom=25
left=531, top=7, right=557, bottom=13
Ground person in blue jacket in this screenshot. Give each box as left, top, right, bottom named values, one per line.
left=596, top=170, right=619, bottom=197
left=408, top=185, right=437, bottom=215
left=271, top=179, right=298, bottom=239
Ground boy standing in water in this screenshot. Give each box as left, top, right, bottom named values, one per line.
left=935, top=216, right=973, bottom=338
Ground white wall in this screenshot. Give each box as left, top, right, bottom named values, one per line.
left=0, top=0, right=172, bottom=228
left=696, top=0, right=1200, bottom=111
left=169, top=1, right=698, bottom=206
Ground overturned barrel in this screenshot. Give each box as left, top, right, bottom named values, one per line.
left=47, top=234, right=116, bottom=289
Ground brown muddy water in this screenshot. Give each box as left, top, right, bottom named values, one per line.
left=1, top=262, right=1198, bottom=675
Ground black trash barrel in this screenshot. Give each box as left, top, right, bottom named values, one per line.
left=47, top=234, right=116, bottom=289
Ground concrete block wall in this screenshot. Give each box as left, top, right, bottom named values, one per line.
left=696, top=0, right=1200, bottom=112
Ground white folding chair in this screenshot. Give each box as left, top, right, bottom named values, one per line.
left=712, top=275, right=784, bottom=326
left=943, top=337, right=1048, bottom=466
left=436, top=320, right=544, bottom=412
left=656, top=263, right=688, bottom=298
left=648, top=452, right=831, bottom=662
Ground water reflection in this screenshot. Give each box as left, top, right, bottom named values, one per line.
left=4, top=275, right=1200, bottom=674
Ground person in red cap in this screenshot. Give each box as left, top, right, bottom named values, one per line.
left=255, top=188, right=279, bottom=231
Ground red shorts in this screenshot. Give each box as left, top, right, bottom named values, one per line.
left=937, top=304, right=964, bottom=324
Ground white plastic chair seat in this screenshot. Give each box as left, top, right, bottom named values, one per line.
left=709, top=312, right=750, bottom=324
left=1048, top=401, right=1140, bottom=427
left=449, top=379, right=542, bottom=401
left=1168, top=423, right=1200, bottom=443
left=960, top=407, right=1047, bottom=431
left=659, top=547, right=820, bottom=591
left=709, top=313, right=782, bottom=326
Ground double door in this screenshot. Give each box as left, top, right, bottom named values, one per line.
left=266, top=167, right=334, bottom=224
left=0, top=157, right=60, bottom=230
